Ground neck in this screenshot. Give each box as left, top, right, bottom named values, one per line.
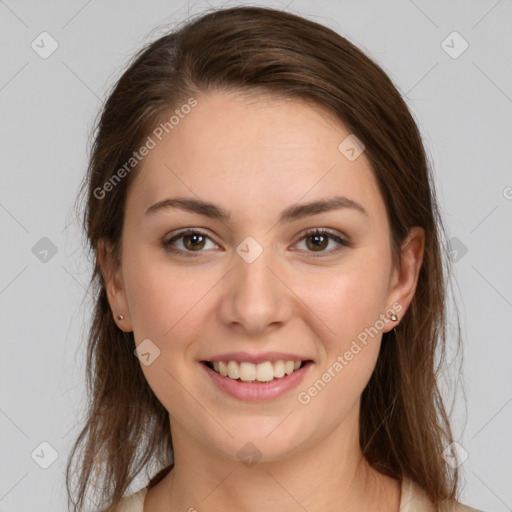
left=151, top=409, right=400, bottom=512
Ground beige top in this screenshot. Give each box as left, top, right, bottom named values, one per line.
left=114, top=477, right=484, bottom=512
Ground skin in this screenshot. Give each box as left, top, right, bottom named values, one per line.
left=99, top=90, right=425, bottom=512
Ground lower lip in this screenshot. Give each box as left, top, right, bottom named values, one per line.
left=201, top=361, right=313, bottom=402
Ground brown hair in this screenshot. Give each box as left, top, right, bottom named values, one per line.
left=67, top=5, right=463, bottom=511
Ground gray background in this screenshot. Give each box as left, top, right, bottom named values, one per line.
left=1, top=0, right=511, bottom=510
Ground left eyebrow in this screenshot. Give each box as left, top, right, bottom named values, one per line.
left=144, top=195, right=369, bottom=222
left=280, top=195, right=369, bottom=222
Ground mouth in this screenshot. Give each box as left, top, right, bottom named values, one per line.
left=201, top=359, right=313, bottom=383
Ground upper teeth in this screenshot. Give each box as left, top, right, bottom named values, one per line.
left=212, top=360, right=302, bottom=382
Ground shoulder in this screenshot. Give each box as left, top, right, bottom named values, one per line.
left=112, top=464, right=171, bottom=512
left=401, top=477, right=486, bottom=512
left=112, top=486, right=147, bottom=512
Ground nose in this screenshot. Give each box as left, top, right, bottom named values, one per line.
left=218, top=243, right=293, bottom=335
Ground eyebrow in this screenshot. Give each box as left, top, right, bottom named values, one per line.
left=145, top=195, right=369, bottom=222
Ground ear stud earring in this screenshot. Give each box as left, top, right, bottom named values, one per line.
left=389, top=313, right=398, bottom=322
left=117, top=314, right=124, bottom=321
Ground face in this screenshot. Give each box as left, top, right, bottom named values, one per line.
left=102, top=90, right=423, bottom=464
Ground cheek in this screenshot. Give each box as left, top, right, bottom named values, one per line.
left=296, top=253, right=391, bottom=345
left=123, top=253, right=207, bottom=410
left=294, top=259, right=390, bottom=420
left=123, top=248, right=207, bottom=339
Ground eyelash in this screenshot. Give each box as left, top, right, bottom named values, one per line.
left=162, top=228, right=350, bottom=258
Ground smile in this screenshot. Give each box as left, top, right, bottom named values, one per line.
left=201, top=359, right=314, bottom=401
left=204, top=359, right=305, bottom=382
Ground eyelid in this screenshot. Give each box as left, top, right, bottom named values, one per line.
left=295, top=227, right=348, bottom=243
left=163, top=227, right=350, bottom=257
left=292, top=227, right=350, bottom=257
left=163, top=228, right=220, bottom=257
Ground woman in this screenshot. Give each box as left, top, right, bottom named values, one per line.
left=66, top=6, right=483, bottom=512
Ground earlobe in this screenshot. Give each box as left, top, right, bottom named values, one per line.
left=97, top=238, right=133, bottom=332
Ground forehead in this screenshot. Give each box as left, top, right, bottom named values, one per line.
left=126, top=90, right=385, bottom=224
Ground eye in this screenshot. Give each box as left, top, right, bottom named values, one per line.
left=293, top=228, right=350, bottom=257
left=163, top=229, right=219, bottom=257
left=162, top=227, right=350, bottom=258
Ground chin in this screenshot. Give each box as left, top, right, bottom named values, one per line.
left=208, top=420, right=307, bottom=464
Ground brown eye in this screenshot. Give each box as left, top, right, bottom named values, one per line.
left=163, top=229, right=218, bottom=257
left=294, top=228, right=350, bottom=257
left=182, top=233, right=206, bottom=251
left=305, top=232, right=329, bottom=251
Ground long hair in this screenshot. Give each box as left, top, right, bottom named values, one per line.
left=67, top=6, right=463, bottom=511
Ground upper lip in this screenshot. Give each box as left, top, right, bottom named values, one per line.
left=201, top=351, right=313, bottom=364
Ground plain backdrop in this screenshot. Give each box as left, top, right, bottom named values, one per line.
left=0, top=1, right=511, bottom=510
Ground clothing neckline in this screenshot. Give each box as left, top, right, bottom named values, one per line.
left=130, top=475, right=431, bottom=511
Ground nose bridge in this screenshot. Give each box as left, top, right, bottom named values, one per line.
left=235, top=235, right=280, bottom=301
left=222, top=234, right=290, bottom=332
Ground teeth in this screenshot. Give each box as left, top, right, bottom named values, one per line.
left=255, top=361, right=273, bottom=382
left=273, top=360, right=285, bottom=378
left=227, top=361, right=240, bottom=379
left=285, top=361, right=294, bottom=375
left=240, top=362, right=256, bottom=381
left=209, top=360, right=304, bottom=382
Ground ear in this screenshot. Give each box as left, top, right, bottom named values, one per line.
left=383, top=226, right=425, bottom=333
left=97, top=238, right=133, bottom=332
